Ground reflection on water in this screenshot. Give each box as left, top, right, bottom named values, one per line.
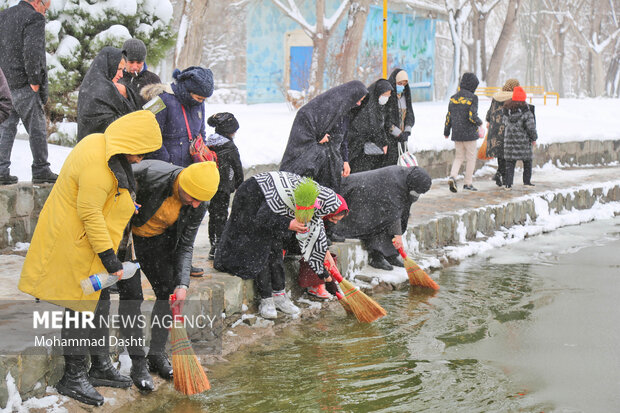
left=119, top=217, right=620, bottom=413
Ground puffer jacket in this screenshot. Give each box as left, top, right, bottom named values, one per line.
left=19, top=111, right=163, bottom=312
left=503, top=105, right=538, bottom=160
left=206, top=133, right=244, bottom=194
left=141, top=83, right=206, bottom=167
left=444, top=73, right=482, bottom=141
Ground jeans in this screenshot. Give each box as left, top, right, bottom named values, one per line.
left=0, top=85, right=50, bottom=176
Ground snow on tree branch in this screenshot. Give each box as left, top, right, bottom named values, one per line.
left=324, top=0, right=350, bottom=32
left=271, top=0, right=316, bottom=34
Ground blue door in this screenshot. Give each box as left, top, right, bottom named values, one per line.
left=289, top=46, right=313, bottom=91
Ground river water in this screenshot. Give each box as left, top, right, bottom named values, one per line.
left=121, top=216, right=620, bottom=413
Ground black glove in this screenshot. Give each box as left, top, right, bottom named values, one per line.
left=324, top=281, right=340, bottom=296
left=398, top=131, right=410, bottom=142
left=98, top=248, right=123, bottom=273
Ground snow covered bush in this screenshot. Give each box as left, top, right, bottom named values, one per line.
left=1, top=0, right=175, bottom=142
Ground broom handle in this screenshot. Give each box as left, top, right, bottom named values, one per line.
left=170, top=293, right=182, bottom=321
left=324, top=260, right=343, bottom=283
left=396, top=246, right=407, bottom=260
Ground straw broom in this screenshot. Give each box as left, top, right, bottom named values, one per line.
left=169, top=294, right=210, bottom=395
left=324, top=260, right=386, bottom=323
left=395, top=246, right=439, bottom=290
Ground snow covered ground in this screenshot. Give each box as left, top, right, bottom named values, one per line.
left=7, top=97, right=620, bottom=181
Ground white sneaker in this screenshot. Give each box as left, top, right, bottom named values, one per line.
left=272, top=290, right=300, bottom=315
left=259, top=297, right=277, bottom=319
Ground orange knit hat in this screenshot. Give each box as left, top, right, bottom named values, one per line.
left=512, top=86, right=527, bottom=102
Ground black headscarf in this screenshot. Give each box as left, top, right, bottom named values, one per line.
left=279, top=80, right=368, bottom=188
left=348, top=78, right=393, bottom=166
left=77, top=46, right=137, bottom=141
left=335, top=165, right=431, bottom=238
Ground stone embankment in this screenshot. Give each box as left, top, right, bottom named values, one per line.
left=0, top=141, right=619, bottom=407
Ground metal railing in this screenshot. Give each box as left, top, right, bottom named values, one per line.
left=475, top=85, right=560, bottom=105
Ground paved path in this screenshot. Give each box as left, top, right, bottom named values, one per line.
left=2, top=166, right=619, bottom=301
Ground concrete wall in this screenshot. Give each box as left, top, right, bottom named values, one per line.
left=1, top=140, right=618, bottom=250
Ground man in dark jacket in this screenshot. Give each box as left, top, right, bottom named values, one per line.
left=0, top=68, right=13, bottom=124
left=334, top=166, right=432, bottom=271
left=444, top=72, right=483, bottom=192
left=118, top=38, right=161, bottom=108
left=0, top=0, right=57, bottom=185
left=116, top=160, right=219, bottom=391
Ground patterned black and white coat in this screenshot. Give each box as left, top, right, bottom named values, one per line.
left=214, top=171, right=341, bottom=280
left=502, top=105, right=538, bottom=161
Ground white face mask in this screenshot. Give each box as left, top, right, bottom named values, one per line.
left=378, top=95, right=389, bottom=105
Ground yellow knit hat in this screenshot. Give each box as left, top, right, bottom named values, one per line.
left=178, top=162, right=220, bottom=201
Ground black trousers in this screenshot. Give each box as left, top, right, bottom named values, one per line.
left=255, top=246, right=286, bottom=299
left=118, top=232, right=177, bottom=357
left=61, top=288, right=110, bottom=356
left=504, top=159, right=532, bottom=187
left=208, top=190, right=230, bottom=243
left=497, top=157, right=506, bottom=179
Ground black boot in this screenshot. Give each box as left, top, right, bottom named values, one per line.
left=147, top=353, right=173, bottom=380
left=130, top=356, right=154, bottom=392
left=56, top=356, right=104, bottom=406
left=89, top=354, right=132, bottom=388
left=385, top=254, right=405, bottom=268
left=190, top=265, right=204, bottom=277
left=208, top=239, right=217, bottom=260
left=494, top=171, right=503, bottom=187
left=368, top=251, right=393, bottom=271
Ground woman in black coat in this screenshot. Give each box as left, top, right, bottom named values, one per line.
left=214, top=171, right=343, bottom=319
left=77, top=47, right=138, bottom=141
left=279, top=80, right=368, bottom=192
left=333, top=166, right=431, bottom=271
left=348, top=78, right=393, bottom=173
left=383, top=68, right=415, bottom=167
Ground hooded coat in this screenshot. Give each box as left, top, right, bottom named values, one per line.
left=443, top=73, right=482, bottom=142
left=348, top=79, right=393, bottom=173
left=334, top=166, right=432, bottom=257
left=279, top=80, right=368, bottom=190
left=19, top=111, right=163, bottom=312
left=384, top=68, right=415, bottom=166
left=77, top=47, right=139, bottom=141
left=141, top=83, right=206, bottom=167
left=484, top=90, right=513, bottom=158
left=215, top=171, right=341, bottom=279
left=502, top=103, right=538, bottom=160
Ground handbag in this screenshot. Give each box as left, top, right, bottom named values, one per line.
left=181, top=105, right=218, bottom=165
left=397, top=142, right=418, bottom=167
left=363, top=142, right=384, bottom=156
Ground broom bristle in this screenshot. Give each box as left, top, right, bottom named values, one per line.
left=171, top=326, right=210, bottom=395
left=339, top=279, right=386, bottom=323
left=403, top=257, right=439, bottom=290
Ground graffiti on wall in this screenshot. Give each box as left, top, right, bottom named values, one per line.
left=245, top=2, right=436, bottom=104
left=360, top=6, right=435, bottom=101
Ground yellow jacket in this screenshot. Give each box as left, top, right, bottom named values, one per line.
left=19, top=111, right=162, bottom=312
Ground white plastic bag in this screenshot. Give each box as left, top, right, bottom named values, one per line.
left=397, top=142, right=418, bottom=167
